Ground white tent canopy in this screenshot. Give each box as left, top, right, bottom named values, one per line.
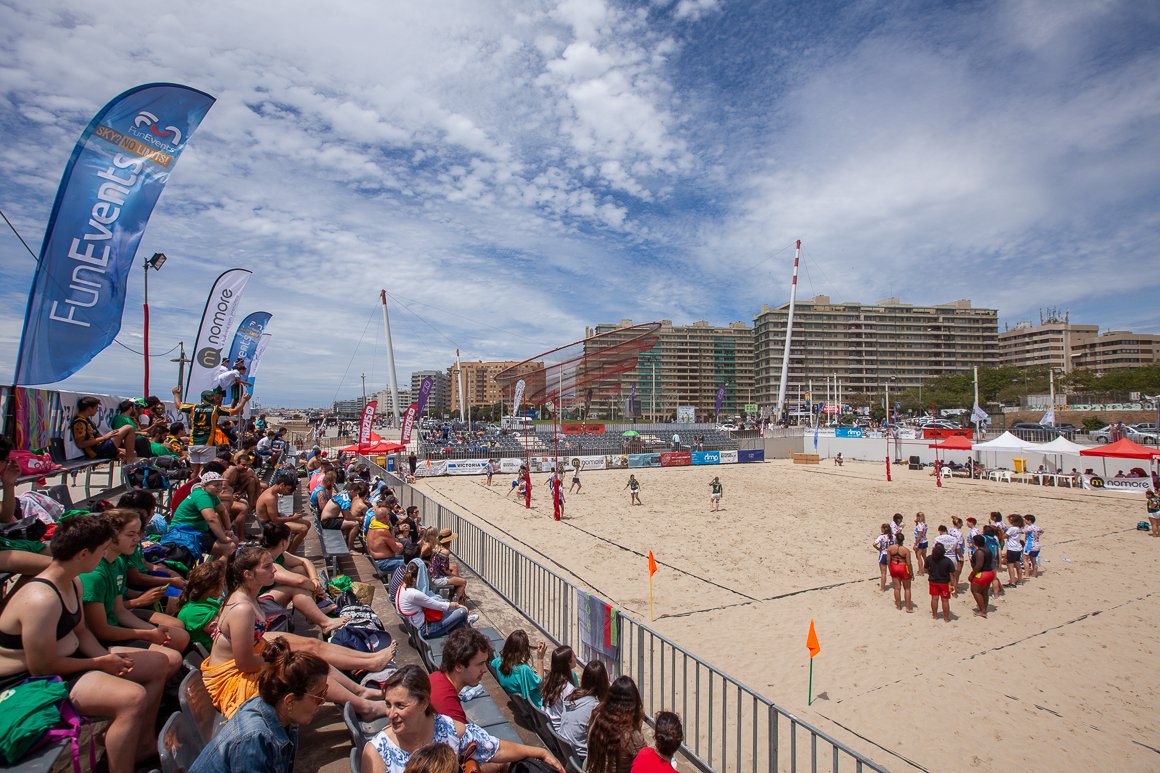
left=1025, top=436, right=1088, bottom=455
left=974, top=431, right=1036, bottom=451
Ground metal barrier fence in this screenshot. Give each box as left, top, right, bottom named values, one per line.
left=363, top=458, right=887, bottom=773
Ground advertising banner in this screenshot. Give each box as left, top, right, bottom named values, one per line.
left=567, top=456, right=609, bottom=471
left=511, top=379, right=525, bottom=418
left=715, top=387, right=725, bottom=415
left=676, top=406, right=696, bottom=423
left=562, top=423, right=606, bottom=434
left=14, top=83, right=216, bottom=385
left=738, top=449, right=765, bottom=463
left=922, top=428, right=973, bottom=440
left=691, top=451, right=721, bottom=465
left=628, top=453, right=660, bottom=468
left=1082, top=475, right=1151, bottom=493
left=528, top=456, right=558, bottom=473
left=660, top=451, right=692, bottom=467
left=415, top=377, right=434, bottom=415
left=400, top=403, right=419, bottom=444
left=226, top=312, right=271, bottom=375
left=446, top=459, right=489, bottom=475
left=604, top=454, right=629, bottom=469
left=499, top=458, right=524, bottom=474
left=414, top=460, right=448, bottom=477
left=719, top=450, right=739, bottom=464
left=245, top=333, right=271, bottom=396
left=836, top=427, right=864, bottom=438
left=184, top=268, right=253, bottom=399
left=358, top=401, right=377, bottom=448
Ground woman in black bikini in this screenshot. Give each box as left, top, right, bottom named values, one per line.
left=0, top=514, right=170, bottom=773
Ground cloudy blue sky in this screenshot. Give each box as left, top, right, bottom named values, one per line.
left=2, top=0, right=1158, bottom=407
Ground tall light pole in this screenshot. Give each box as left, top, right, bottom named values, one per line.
left=142, top=252, right=167, bottom=396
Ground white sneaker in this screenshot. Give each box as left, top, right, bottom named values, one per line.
left=467, top=614, right=480, bottom=626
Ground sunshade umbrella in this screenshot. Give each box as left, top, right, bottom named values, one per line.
left=622, top=430, right=640, bottom=437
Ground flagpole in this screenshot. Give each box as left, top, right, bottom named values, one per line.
left=808, top=657, right=813, bottom=705
left=649, top=574, right=654, bottom=622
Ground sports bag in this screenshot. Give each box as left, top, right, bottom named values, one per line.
left=0, top=675, right=92, bottom=773
left=8, top=451, right=61, bottom=477
left=0, top=517, right=48, bottom=543
left=328, top=623, right=392, bottom=654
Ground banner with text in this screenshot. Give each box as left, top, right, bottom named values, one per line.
left=184, top=269, right=252, bottom=399
left=15, top=83, right=215, bottom=385
left=1081, top=475, right=1151, bottom=493
left=358, top=401, right=378, bottom=448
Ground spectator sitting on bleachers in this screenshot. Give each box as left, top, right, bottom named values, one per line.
left=189, top=635, right=328, bottom=773
left=79, top=509, right=189, bottom=680
left=255, top=473, right=309, bottom=553
left=632, top=710, right=684, bottom=773
left=257, top=522, right=347, bottom=635
left=396, top=561, right=475, bottom=638
left=72, top=395, right=137, bottom=462
left=366, top=511, right=406, bottom=577
left=319, top=479, right=368, bottom=550
left=116, top=490, right=187, bottom=603
left=388, top=544, right=422, bottom=603
left=429, top=628, right=492, bottom=724
left=166, top=421, right=189, bottom=457
left=166, top=471, right=239, bottom=558
left=112, top=399, right=152, bottom=459
left=225, top=451, right=264, bottom=522
left=0, top=514, right=169, bottom=773
left=203, top=545, right=394, bottom=720
left=176, top=560, right=227, bottom=652
left=309, top=469, right=336, bottom=515
left=491, top=630, right=545, bottom=707
left=540, top=645, right=578, bottom=730
left=360, top=664, right=564, bottom=773
left=586, top=675, right=646, bottom=773
left=428, top=529, right=468, bottom=603
left=557, top=660, right=609, bottom=762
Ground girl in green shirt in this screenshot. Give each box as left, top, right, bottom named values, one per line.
left=176, top=560, right=226, bottom=651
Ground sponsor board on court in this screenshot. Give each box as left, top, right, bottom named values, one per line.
left=628, top=453, right=660, bottom=468
left=446, top=459, right=489, bottom=475
left=718, top=450, right=738, bottom=464
left=1082, top=475, right=1151, bottom=493
left=738, top=449, right=765, bottom=463
left=691, top=451, right=720, bottom=465
left=660, top=451, right=693, bottom=467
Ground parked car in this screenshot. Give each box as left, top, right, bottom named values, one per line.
left=1009, top=422, right=1077, bottom=441
left=1089, top=424, right=1158, bottom=445
left=920, top=420, right=962, bottom=430
left=1133, top=423, right=1159, bottom=433
left=716, top=423, right=738, bottom=432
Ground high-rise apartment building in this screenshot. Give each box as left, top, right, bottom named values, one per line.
left=409, top=370, right=450, bottom=416
left=753, top=296, right=998, bottom=406
left=585, top=319, right=754, bottom=420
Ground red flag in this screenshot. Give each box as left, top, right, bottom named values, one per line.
left=400, top=402, right=419, bottom=444
left=806, top=618, right=821, bottom=658
left=648, top=550, right=657, bottom=577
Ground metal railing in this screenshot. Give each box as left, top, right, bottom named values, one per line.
left=363, top=458, right=887, bottom=773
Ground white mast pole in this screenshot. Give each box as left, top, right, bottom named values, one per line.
left=774, top=240, right=802, bottom=423
left=379, top=290, right=402, bottom=426
left=456, top=349, right=467, bottom=423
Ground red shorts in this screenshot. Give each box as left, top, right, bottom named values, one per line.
left=928, top=582, right=951, bottom=599
left=970, top=571, right=996, bottom=587
left=888, top=563, right=911, bottom=581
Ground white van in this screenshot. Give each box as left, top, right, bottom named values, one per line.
left=501, top=415, right=532, bottom=431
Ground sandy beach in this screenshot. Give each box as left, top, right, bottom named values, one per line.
left=414, top=459, right=1159, bottom=772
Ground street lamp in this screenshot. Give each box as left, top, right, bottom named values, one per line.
left=142, top=252, right=167, bottom=396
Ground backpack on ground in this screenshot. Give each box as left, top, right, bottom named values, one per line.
left=0, top=676, right=92, bottom=773
left=328, top=623, right=391, bottom=654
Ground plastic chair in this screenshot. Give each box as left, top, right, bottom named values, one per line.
left=342, top=700, right=389, bottom=747
left=349, top=747, right=360, bottom=773
left=157, top=711, right=204, bottom=773
left=178, top=669, right=226, bottom=744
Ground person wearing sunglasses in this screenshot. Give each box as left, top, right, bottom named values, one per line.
left=191, top=636, right=329, bottom=773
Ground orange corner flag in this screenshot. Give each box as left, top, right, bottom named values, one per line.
left=648, top=550, right=658, bottom=577
left=806, top=618, right=821, bottom=658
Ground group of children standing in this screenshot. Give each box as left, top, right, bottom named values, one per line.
left=874, top=510, right=1043, bottom=621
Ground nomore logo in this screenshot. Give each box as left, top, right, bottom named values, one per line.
left=196, top=348, right=222, bottom=368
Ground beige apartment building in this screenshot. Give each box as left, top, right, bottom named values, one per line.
left=753, top=296, right=998, bottom=406
left=448, top=360, right=527, bottom=415
left=585, top=319, right=755, bottom=420
left=1070, top=331, right=1160, bottom=373
left=997, top=320, right=1099, bottom=372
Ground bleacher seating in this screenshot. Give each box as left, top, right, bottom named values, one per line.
left=158, top=710, right=203, bottom=773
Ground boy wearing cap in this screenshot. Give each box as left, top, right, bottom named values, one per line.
left=169, top=472, right=237, bottom=557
